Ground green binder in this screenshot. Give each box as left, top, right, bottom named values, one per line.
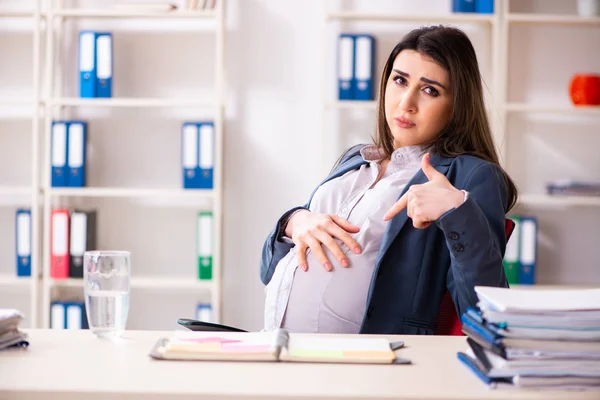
left=503, top=215, right=520, bottom=285
left=197, top=211, right=213, bottom=280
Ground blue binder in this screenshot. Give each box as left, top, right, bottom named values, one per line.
left=51, top=302, right=66, bottom=329
left=51, top=121, right=68, bottom=187
left=196, top=303, right=213, bottom=323
left=95, top=32, right=113, bottom=98
left=79, top=31, right=97, bottom=98
left=197, top=122, right=214, bottom=189
left=52, top=302, right=88, bottom=329
left=65, top=302, right=88, bottom=329
left=518, top=216, right=537, bottom=285
left=15, top=209, right=31, bottom=277
left=353, top=34, right=375, bottom=101
left=337, top=34, right=355, bottom=100
left=67, top=121, right=87, bottom=187
left=452, top=0, right=475, bottom=13
left=182, top=122, right=199, bottom=189
left=476, top=0, right=494, bottom=14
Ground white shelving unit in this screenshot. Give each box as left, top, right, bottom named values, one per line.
left=0, top=2, right=42, bottom=328
left=49, top=276, right=214, bottom=290
left=505, top=102, right=600, bottom=115
left=500, top=0, right=600, bottom=212
left=0, top=1, right=226, bottom=329
left=326, top=11, right=496, bottom=24
left=506, top=13, right=600, bottom=25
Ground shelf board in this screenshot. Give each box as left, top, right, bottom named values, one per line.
left=47, top=187, right=214, bottom=199
left=49, top=277, right=213, bottom=290
left=326, top=11, right=495, bottom=23
left=517, top=194, right=600, bottom=207
left=505, top=103, right=600, bottom=115
left=0, top=11, right=36, bottom=18
left=0, top=275, right=32, bottom=288
left=0, top=98, right=34, bottom=106
left=52, top=8, right=216, bottom=19
left=132, top=276, right=213, bottom=290
left=51, top=98, right=216, bottom=108
left=507, top=13, right=600, bottom=25
left=326, top=100, right=377, bottom=110
left=0, top=186, right=32, bottom=196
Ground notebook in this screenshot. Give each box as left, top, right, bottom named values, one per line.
left=149, top=329, right=409, bottom=364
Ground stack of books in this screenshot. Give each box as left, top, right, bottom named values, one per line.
left=0, top=309, right=28, bottom=351
left=458, top=286, right=600, bottom=390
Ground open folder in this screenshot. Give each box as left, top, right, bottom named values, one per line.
left=150, top=329, right=409, bottom=364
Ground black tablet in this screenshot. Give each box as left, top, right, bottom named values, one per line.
left=177, top=318, right=248, bottom=332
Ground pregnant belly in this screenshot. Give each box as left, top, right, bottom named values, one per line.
left=283, top=243, right=378, bottom=333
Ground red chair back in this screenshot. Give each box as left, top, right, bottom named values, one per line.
left=434, top=218, right=515, bottom=335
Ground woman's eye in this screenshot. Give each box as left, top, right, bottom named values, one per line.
left=393, top=75, right=406, bottom=85
left=424, top=86, right=439, bottom=97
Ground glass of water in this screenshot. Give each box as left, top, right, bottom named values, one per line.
left=84, top=250, right=131, bottom=338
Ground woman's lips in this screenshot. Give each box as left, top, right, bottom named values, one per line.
left=394, top=117, right=416, bottom=129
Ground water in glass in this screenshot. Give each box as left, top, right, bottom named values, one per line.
left=84, top=250, right=131, bottom=338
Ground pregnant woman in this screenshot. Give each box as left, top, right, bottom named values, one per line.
left=260, top=25, right=517, bottom=335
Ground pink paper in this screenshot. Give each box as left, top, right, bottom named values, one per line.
left=181, top=337, right=243, bottom=344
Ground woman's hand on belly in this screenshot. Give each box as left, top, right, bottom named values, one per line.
left=286, top=210, right=362, bottom=272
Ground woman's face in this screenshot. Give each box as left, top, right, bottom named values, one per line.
left=384, top=50, right=453, bottom=149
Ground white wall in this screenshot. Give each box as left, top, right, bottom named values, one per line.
left=0, top=0, right=598, bottom=331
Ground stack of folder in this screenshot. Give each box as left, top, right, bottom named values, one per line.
left=458, top=286, right=600, bottom=390
left=546, top=180, right=600, bottom=197
left=0, top=309, right=28, bottom=351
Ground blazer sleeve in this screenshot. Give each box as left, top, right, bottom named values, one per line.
left=434, top=162, right=510, bottom=317
left=259, top=144, right=367, bottom=286
left=260, top=205, right=308, bottom=285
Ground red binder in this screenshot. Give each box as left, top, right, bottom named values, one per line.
left=50, top=209, right=70, bottom=279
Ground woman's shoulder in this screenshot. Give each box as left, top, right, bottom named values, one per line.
left=447, top=154, right=505, bottom=187
left=330, top=143, right=370, bottom=172
left=449, top=153, right=500, bottom=173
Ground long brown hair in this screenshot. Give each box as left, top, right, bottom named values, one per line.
left=374, top=25, right=518, bottom=212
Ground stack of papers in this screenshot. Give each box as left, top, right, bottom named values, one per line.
left=457, top=286, right=600, bottom=390
left=0, top=309, right=28, bottom=351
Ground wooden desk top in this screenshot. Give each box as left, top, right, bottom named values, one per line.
left=0, top=329, right=597, bottom=400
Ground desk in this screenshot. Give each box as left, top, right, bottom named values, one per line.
left=0, top=329, right=597, bottom=400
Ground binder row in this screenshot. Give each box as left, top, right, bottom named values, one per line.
left=15, top=210, right=214, bottom=282
left=51, top=121, right=87, bottom=187
left=452, top=0, right=494, bottom=14
left=337, top=34, right=375, bottom=101
left=502, top=215, right=538, bottom=285
left=79, top=31, right=113, bottom=98
left=51, top=301, right=88, bottom=330
left=50, top=209, right=97, bottom=279
left=51, top=302, right=213, bottom=329
left=50, top=120, right=215, bottom=189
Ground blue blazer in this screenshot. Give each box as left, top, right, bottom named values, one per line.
left=260, top=145, right=510, bottom=334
